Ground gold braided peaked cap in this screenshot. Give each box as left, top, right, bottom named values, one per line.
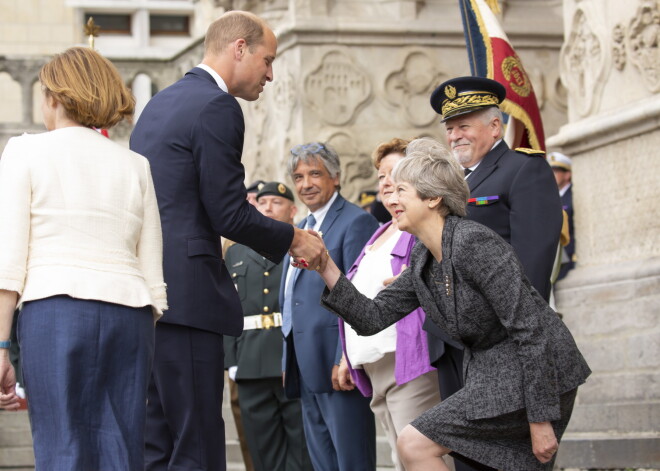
left=431, top=76, right=506, bottom=122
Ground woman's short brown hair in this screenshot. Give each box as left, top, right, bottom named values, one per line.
left=39, top=47, right=134, bottom=129
left=371, top=137, right=410, bottom=169
left=393, top=138, right=469, bottom=217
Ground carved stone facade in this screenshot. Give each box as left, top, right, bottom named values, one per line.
left=549, top=0, right=660, bottom=468
left=1, top=0, right=570, bottom=210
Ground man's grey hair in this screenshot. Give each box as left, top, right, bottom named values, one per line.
left=393, top=138, right=469, bottom=217
left=477, top=106, right=504, bottom=139
left=287, top=142, right=341, bottom=181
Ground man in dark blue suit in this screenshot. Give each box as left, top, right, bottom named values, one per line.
left=280, top=142, right=379, bottom=471
left=422, top=77, right=563, bottom=471
left=130, top=11, right=324, bottom=471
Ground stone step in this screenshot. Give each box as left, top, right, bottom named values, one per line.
left=0, top=411, right=34, bottom=469
left=0, top=383, right=396, bottom=470
left=0, top=446, right=34, bottom=468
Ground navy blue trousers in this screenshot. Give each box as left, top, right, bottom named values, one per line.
left=144, top=323, right=226, bottom=471
left=18, top=295, right=154, bottom=471
left=299, top=374, right=376, bottom=471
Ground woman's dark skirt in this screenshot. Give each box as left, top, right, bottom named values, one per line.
left=18, top=295, right=154, bottom=471
left=411, top=387, right=578, bottom=471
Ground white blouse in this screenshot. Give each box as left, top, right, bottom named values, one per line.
left=344, top=229, right=400, bottom=367
left=0, top=127, right=167, bottom=318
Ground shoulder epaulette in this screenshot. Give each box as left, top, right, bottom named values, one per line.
left=515, top=147, right=545, bottom=157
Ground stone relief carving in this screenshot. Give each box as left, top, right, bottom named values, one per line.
left=549, top=75, right=568, bottom=112
left=626, top=0, right=660, bottom=92
left=271, top=69, right=297, bottom=132
left=303, top=50, right=372, bottom=126
left=384, top=51, right=447, bottom=127
left=612, top=23, right=627, bottom=71
left=326, top=131, right=376, bottom=203
left=240, top=91, right=272, bottom=179
left=559, top=6, right=608, bottom=117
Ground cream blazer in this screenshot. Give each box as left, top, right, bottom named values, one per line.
left=0, top=127, right=167, bottom=318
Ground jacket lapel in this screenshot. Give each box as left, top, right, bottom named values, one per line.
left=319, top=194, right=345, bottom=236
left=411, top=244, right=445, bottom=324
left=467, top=141, right=509, bottom=192
left=411, top=218, right=462, bottom=340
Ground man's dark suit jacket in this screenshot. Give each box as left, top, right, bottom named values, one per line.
left=130, top=67, right=293, bottom=336
left=464, top=141, right=562, bottom=300
left=323, top=215, right=591, bottom=423
left=280, top=194, right=379, bottom=398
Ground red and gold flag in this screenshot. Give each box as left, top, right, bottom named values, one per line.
left=459, top=0, right=545, bottom=150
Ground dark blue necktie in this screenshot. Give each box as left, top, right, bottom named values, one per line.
left=281, top=214, right=316, bottom=337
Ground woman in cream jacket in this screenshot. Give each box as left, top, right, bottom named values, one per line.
left=0, top=47, right=167, bottom=470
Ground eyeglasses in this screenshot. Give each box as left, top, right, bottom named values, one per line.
left=290, top=142, right=327, bottom=156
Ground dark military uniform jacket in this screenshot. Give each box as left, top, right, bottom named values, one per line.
left=224, top=243, right=285, bottom=379
left=464, top=141, right=562, bottom=301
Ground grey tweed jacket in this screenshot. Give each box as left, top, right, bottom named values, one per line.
left=322, top=215, right=591, bottom=423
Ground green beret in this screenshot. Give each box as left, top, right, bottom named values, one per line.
left=256, top=181, right=295, bottom=202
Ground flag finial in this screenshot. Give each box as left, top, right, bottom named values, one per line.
left=84, top=16, right=100, bottom=49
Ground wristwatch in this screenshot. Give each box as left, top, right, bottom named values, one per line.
left=0, top=340, right=11, bottom=349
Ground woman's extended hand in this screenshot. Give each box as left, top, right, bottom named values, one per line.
left=289, top=227, right=326, bottom=270
left=291, top=230, right=343, bottom=290
left=290, top=230, right=327, bottom=271
left=530, top=421, right=558, bottom=463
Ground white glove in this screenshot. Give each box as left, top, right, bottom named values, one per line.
left=228, top=366, right=238, bottom=381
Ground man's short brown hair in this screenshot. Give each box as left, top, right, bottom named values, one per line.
left=39, top=47, right=134, bottom=129
left=204, top=11, right=267, bottom=55
left=372, top=137, right=410, bottom=169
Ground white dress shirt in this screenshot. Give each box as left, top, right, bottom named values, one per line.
left=196, top=63, right=229, bottom=93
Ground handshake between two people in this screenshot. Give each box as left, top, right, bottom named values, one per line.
left=289, top=227, right=355, bottom=393
left=289, top=228, right=340, bottom=289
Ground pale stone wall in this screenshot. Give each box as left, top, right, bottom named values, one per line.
left=575, top=129, right=660, bottom=266
left=549, top=0, right=660, bottom=467
left=0, top=0, right=75, bottom=55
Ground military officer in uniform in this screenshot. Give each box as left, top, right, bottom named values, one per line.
left=224, top=182, right=312, bottom=471
left=421, top=76, right=563, bottom=471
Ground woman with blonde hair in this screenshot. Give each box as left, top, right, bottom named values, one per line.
left=0, top=47, right=167, bottom=470
left=296, top=137, right=590, bottom=470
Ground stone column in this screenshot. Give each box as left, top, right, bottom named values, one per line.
left=548, top=0, right=660, bottom=468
